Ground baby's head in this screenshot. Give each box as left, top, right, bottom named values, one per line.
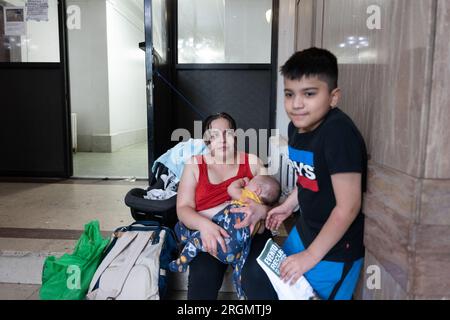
left=246, top=175, right=281, bottom=206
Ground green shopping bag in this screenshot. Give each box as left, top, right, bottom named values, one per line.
left=39, top=220, right=110, bottom=300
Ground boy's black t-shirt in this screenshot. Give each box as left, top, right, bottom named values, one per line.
left=288, top=107, right=367, bottom=262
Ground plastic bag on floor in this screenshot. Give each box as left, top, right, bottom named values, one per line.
left=39, top=220, right=110, bottom=300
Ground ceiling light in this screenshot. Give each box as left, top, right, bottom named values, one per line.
left=266, top=9, right=272, bottom=24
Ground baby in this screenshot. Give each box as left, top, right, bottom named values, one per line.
left=169, top=175, right=281, bottom=299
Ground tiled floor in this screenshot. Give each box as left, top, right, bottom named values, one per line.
left=0, top=179, right=142, bottom=231
left=0, top=178, right=289, bottom=300
left=73, top=142, right=149, bottom=179
left=0, top=284, right=40, bottom=300
left=0, top=284, right=237, bottom=300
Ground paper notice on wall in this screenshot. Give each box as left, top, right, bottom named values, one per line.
left=4, top=7, right=27, bottom=36
left=26, top=0, right=49, bottom=22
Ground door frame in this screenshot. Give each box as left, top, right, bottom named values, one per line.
left=144, top=0, right=156, bottom=179
left=144, top=0, right=176, bottom=179
left=0, top=0, right=72, bottom=178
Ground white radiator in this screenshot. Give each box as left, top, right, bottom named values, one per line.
left=71, top=113, right=77, bottom=152
left=268, top=135, right=297, bottom=202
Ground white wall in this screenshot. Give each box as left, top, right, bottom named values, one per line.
left=67, top=0, right=110, bottom=151
left=106, top=0, right=147, bottom=150
left=67, top=0, right=146, bottom=152
left=275, top=0, right=297, bottom=138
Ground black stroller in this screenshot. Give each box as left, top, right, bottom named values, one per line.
left=124, top=162, right=178, bottom=229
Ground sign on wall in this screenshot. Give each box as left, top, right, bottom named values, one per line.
left=4, top=7, right=26, bottom=36
left=26, top=0, right=49, bottom=22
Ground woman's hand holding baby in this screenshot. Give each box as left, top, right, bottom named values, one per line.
left=232, top=199, right=268, bottom=234
left=198, top=219, right=230, bottom=256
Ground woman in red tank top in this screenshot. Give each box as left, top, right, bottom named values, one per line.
left=176, top=112, right=277, bottom=300
left=195, top=152, right=254, bottom=212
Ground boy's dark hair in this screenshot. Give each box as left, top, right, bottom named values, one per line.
left=280, top=47, right=339, bottom=91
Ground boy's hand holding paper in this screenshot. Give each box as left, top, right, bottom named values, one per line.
left=257, top=239, right=320, bottom=300
left=280, top=249, right=320, bottom=285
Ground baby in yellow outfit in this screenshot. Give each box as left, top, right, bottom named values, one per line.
left=169, top=175, right=281, bottom=299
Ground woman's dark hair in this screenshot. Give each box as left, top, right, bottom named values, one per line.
left=202, top=113, right=239, bottom=156
left=202, top=112, right=237, bottom=135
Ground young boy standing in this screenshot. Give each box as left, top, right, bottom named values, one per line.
left=266, top=47, right=368, bottom=300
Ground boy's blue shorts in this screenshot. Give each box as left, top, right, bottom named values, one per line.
left=282, top=227, right=364, bottom=300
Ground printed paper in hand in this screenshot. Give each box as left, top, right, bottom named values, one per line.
left=257, top=238, right=320, bottom=300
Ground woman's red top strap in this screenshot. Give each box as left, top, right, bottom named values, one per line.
left=195, top=153, right=254, bottom=211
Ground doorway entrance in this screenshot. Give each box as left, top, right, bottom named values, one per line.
left=67, top=0, right=148, bottom=179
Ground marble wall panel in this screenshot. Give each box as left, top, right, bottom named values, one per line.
left=363, top=163, right=420, bottom=221
left=364, top=214, right=411, bottom=290
left=425, top=0, right=450, bottom=179
left=420, top=178, right=450, bottom=226
left=413, top=228, right=450, bottom=298
left=321, top=0, right=435, bottom=177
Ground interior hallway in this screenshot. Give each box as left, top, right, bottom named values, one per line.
left=73, top=142, right=149, bottom=179
left=0, top=178, right=289, bottom=300
left=0, top=178, right=141, bottom=300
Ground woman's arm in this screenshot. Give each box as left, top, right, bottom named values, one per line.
left=176, top=157, right=229, bottom=255
left=231, top=154, right=271, bottom=232
left=176, top=158, right=211, bottom=231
